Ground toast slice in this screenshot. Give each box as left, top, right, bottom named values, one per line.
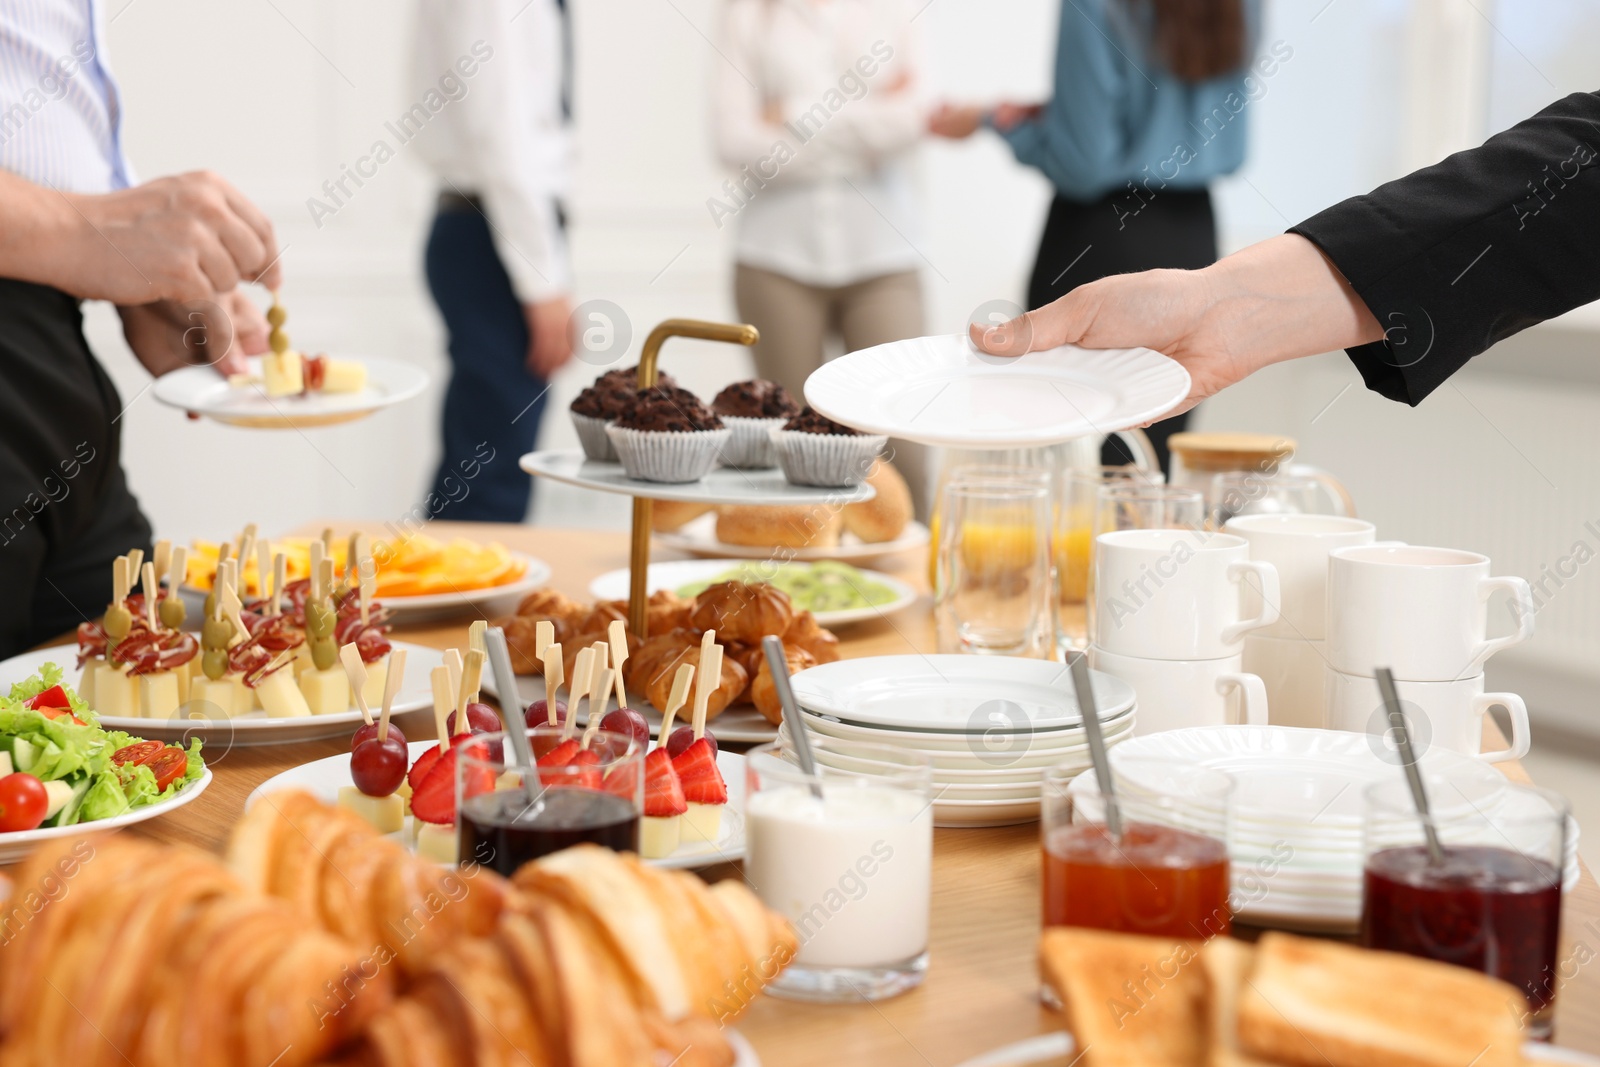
left=1198, top=938, right=1279, bottom=1067
left=1038, top=927, right=1208, bottom=1067
left=1237, top=932, right=1527, bottom=1067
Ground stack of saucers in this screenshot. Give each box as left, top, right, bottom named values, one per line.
left=781, top=655, right=1137, bottom=828
left=1069, top=725, right=1582, bottom=932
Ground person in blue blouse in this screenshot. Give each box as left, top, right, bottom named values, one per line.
left=932, top=0, right=1265, bottom=473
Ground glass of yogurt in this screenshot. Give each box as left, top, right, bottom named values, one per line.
left=744, top=737, right=934, bottom=1002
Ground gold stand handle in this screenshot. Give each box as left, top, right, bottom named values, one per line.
left=629, top=318, right=760, bottom=638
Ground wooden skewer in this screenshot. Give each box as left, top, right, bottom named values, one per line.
left=271, top=553, right=288, bottom=617
left=340, top=643, right=373, bottom=726
left=581, top=666, right=613, bottom=749
left=430, top=666, right=454, bottom=750
left=443, top=648, right=464, bottom=716
left=256, top=539, right=273, bottom=609
left=359, top=569, right=375, bottom=627
left=541, top=642, right=564, bottom=726
left=219, top=581, right=248, bottom=649
left=565, top=646, right=594, bottom=741
left=309, top=540, right=326, bottom=603
left=125, top=548, right=144, bottom=582
left=141, top=562, right=158, bottom=630
left=346, top=531, right=362, bottom=589
left=379, top=648, right=407, bottom=743
left=152, top=540, right=171, bottom=589
left=321, top=527, right=335, bottom=553
left=534, top=621, right=554, bottom=661
left=467, top=622, right=488, bottom=701
left=457, top=649, right=484, bottom=721
left=693, top=629, right=721, bottom=741
left=608, top=619, right=631, bottom=710
left=167, top=546, right=188, bottom=600
left=656, top=663, right=695, bottom=751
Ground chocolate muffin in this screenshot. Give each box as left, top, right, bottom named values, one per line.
left=772, top=407, right=886, bottom=488
left=710, top=379, right=801, bottom=469
left=569, top=365, right=682, bottom=460
left=711, top=379, right=800, bottom=420
left=606, top=386, right=730, bottom=483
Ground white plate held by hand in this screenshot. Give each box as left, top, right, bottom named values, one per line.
left=803, top=335, right=1189, bottom=447
left=153, top=354, right=427, bottom=429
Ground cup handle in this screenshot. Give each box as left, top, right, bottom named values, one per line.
left=1473, top=692, right=1531, bottom=763
left=1217, top=673, right=1269, bottom=726
left=1291, top=464, right=1357, bottom=517
left=1468, top=576, right=1535, bottom=671
left=1223, top=561, right=1280, bottom=644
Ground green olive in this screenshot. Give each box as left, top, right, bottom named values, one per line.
left=269, top=330, right=289, bottom=355
left=266, top=304, right=287, bottom=328
left=311, top=635, right=338, bottom=672
left=103, top=604, right=132, bottom=640
left=305, top=601, right=336, bottom=639
left=201, top=616, right=233, bottom=649
left=202, top=648, right=230, bottom=681
left=203, top=590, right=217, bottom=620
left=158, top=597, right=185, bottom=630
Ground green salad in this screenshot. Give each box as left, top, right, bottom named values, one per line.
left=677, top=561, right=900, bottom=613
left=0, top=664, right=204, bottom=831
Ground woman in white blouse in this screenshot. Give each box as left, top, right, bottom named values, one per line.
left=712, top=0, right=930, bottom=503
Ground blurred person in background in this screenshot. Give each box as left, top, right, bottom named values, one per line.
left=0, top=0, right=277, bottom=657
left=932, top=0, right=1263, bottom=474
left=413, top=0, right=574, bottom=523
left=713, top=0, right=933, bottom=514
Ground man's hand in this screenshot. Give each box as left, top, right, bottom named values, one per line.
left=116, top=288, right=268, bottom=379
left=970, top=235, right=1385, bottom=416
left=928, top=103, right=986, bottom=139
left=524, top=296, right=573, bottom=380
left=991, top=101, right=1044, bottom=131
left=50, top=171, right=281, bottom=304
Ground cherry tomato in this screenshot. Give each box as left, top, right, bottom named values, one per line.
left=26, top=685, right=70, bottom=711
left=112, top=740, right=164, bottom=766
left=147, top=748, right=189, bottom=792
left=0, top=774, right=48, bottom=832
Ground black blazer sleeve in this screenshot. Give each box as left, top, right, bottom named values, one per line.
left=1288, top=91, right=1600, bottom=405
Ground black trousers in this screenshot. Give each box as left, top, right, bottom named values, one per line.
left=0, top=280, right=151, bottom=657
left=1026, top=187, right=1219, bottom=475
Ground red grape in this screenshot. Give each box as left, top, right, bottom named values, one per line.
left=447, top=701, right=503, bottom=736
left=600, top=708, right=649, bottom=749
left=525, top=699, right=567, bottom=729
left=666, top=725, right=715, bottom=759
left=351, top=722, right=406, bottom=751
left=351, top=735, right=408, bottom=797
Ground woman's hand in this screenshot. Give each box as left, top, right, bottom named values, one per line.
left=928, top=103, right=986, bottom=139
left=970, top=235, right=1385, bottom=415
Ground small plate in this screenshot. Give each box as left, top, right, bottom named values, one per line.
left=655, top=514, right=931, bottom=565
left=588, top=559, right=919, bottom=627
left=798, top=704, right=1135, bottom=747
left=790, top=656, right=1135, bottom=732
left=247, top=741, right=746, bottom=871
left=951, top=1034, right=1600, bottom=1067
left=803, top=335, right=1189, bottom=448
left=520, top=450, right=875, bottom=506
left=481, top=673, right=777, bottom=744
left=0, top=769, right=212, bottom=865
left=152, top=354, right=427, bottom=429
left=0, top=642, right=447, bottom=747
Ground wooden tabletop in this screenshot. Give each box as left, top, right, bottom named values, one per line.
left=95, top=520, right=1599, bottom=1062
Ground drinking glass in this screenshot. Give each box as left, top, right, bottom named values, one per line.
left=456, top=726, right=644, bottom=876
left=934, top=467, right=1056, bottom=657
left=745, top=737, right=934, bottom=1002
left=1361, top=779, right=1567, bottom=1038
left=1056, top=465, right=1164, bottom=652
left=1041, top=757, right=1234, bottom=940
left=1209, top=470, right=1353, bottom=525
left=1087, top=484, right=1205, bottom=647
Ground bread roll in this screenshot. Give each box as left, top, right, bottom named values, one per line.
left=785, top=610, right=840, bottom=663
left=687, top=581, right=796, bottom=645
left=750, top=643, right=817, bottom=724
left=650, top=500, right=715, bottom=532
left=715, top=504, right=841, bottom=549
left=842, top=460, right=912, bottom=543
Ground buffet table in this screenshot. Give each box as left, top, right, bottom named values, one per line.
left=109, top=521, right=1600, bottom=1062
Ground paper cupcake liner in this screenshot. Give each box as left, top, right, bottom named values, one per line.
left=570, top=411, right=617, bottom=461
left=607, top=424, right=731, bottom=483
left=716, top=415, right=785, bottom=469
left=773, top=429, right=888, bottom=488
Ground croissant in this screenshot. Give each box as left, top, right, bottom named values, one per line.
left=687, top=581, right=795, bottom=644
left=624, top=629, right=698, bottom=702
left=514, top=588, right=587, bottom=627
left=641, top=640, right=748, bottom=721
left=786, top=610, right=840, bottom=663
left=750, top=643, right=818, bottom=724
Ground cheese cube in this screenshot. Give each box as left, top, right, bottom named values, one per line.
left=292, top=644, right=314, bottom=677
left=640, top=815, right=682, bottom=859
left=256, top=669, right=312, bottom=718
left=337, top=786, right=405, bottom=834
left=360, top=656, right=389, bottom=710
left=78, top=658, right=100, bottom=707
left=415, top=822, right=459, bottom=865
left=299, top=667, right=351, bottom=716
left=680, top=802, right=723, bottom=846
left=321, top=358, right=367, bottom=393
left=495, top=771, right=524, bottom=792
left=262, top=350, right=303, bottom=397
left=94, top=663, right=140, bottom=718
left=138, top=672, right=182, bottom=721
left=175, top=659, right=191, bottom=703
left=189, top=676, right=248, bottom=718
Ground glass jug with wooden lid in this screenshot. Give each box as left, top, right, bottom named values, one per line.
left=1168, top=432, right=1354, bottom=521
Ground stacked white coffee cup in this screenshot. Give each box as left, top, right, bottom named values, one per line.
left=1087, top=528, right=1276, bottom=735
left=1323, top=544, right=1535, bottom=762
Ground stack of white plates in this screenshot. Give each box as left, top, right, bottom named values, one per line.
left=784, top=656, right=1138, bottom=828
left=1070, top=726, right=1581, bottom=932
